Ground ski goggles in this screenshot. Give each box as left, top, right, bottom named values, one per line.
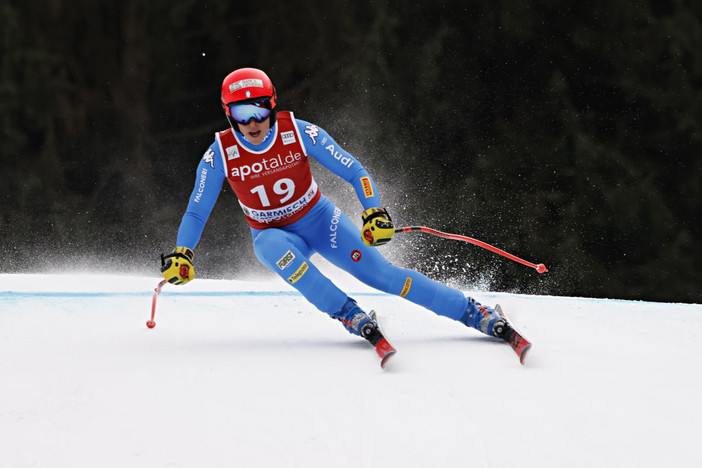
left=227, top=99, right=272, bottom=124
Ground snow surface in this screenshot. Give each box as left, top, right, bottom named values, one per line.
left=1, top=272, right=701, bottom=468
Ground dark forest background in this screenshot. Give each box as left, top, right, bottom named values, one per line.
left=1, top=0, right=700, bottom=303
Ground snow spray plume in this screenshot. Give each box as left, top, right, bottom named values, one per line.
left=291, top=76, right=515, bottom=292
left=395, top=226, right=548, bottom=274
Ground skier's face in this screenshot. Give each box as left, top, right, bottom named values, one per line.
left=238, top=117, right=270, bottom=145
left=227, top=98, right=273, bottom=145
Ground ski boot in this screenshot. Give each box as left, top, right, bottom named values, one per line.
left=332, top=298, right=396, bottom=368
left=458, top=297, right=508, bottom=338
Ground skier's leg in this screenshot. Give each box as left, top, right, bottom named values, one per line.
left=305, top=205, right=505, bottom=336
left=251, top=227, right=377, bottom=336
left=307, top=208, right=462, bottom=313
left=251, top=227, right=349, bottom=314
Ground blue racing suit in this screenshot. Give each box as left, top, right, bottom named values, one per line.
left=175, top=116, right=468, bottom=320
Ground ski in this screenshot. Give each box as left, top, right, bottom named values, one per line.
left=495, top=305, right=532, bottom=365
left=366, top=310, right=397, bottom=369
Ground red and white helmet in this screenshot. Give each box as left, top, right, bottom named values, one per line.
left=221, top=68, right=277, bottom=133
left=221, top=67, right=277, bottom=113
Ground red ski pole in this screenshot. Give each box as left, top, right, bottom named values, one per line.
left=395, top=226, right=548, bottom=274
left=146, top=279, right=168, bottom=328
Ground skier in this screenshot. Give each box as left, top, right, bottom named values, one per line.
left=161, top=67, right=513, bottom=363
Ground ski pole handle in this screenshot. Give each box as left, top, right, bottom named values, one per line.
left=395, top=226, right=548, bottom=274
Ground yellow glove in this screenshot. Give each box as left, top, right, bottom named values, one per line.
left=361, top=207, right=395, bottom=246
left=161, top=247, right=195, bottom=285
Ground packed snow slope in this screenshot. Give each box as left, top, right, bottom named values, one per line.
left=1, top=273, right=701, bottom=468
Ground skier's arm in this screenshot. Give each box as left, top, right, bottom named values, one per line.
left=176, top=144, right=226, bottom=249
left=296, top=120, right=394, bottom=246
left=162, top=143, right=225, bottom=285
left=296, top=120, right=382, bottom=210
